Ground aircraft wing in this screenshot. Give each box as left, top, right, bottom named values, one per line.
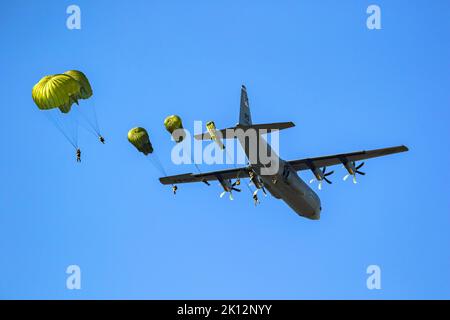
left=288, top=145, right=409, bottom=171
left=159, top=167, right=250, bottom=185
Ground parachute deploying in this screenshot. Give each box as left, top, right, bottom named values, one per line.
left=127, top=127, right=153, bottom=155
left=164, top=115, right=185, bottom=143
left=206, top=121, right=225, bottom=150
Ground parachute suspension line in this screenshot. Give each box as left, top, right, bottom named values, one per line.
left=67, top=110, right=79, bottom=149
left=75, top=105, right=101, bottom=137
left=43, top=112, right=78, bottom=149
left=149, top=153, right=168, bottom=177
left=77, top=115, right=98, bottom=137
left=148, top=154, right=178, bottom=192
left=91, top=101, right=101, bottom=135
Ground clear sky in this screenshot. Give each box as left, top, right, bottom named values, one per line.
left=0, top=0, right=449, bottom=299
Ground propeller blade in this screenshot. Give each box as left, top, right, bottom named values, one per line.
left=356, top=171, right=366, bottom=176
left=309, top=178, right=315, bottom=184
left=353, top=175, right=357, bottom=184
left=322, top=167, right=326, bottom=174
left=324, top=170, right=334, bottom=177
left=356, top=162, right=365, bottom=170
left=220, top=191, right=226, bottom=198
left=343, top=174, right=350, bottom=181
left=202, top=180, right=210, bottom=186
left=229, top=193, right=234, bottom=201
left=232, top=187, right=241, bottom=192
left=318, top=181, right=322, bottom=190
left=324, top=177, right=332, bottom=184
left=262, top=187, right=268, bottom=197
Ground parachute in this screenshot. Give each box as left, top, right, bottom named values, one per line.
left=32, top=74, right=81, bottom=113
left=32, top=70, right=104, bottom=160
left=164, top=115, right=185, bottom=143
left=63, top=70, right=92, bottom=99
left=127, top=126, right=174, bottom=191
left=64, top=70, right=103, bottom=142
left=206, top=121, right=225, bottom=149
left=127, top=127, right=153, bottom=155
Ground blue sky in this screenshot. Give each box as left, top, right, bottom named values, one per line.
left=0, top=0, right=449, bottom=299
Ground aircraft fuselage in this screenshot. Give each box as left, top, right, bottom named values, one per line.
left=238, top=134, right=321, bottom=220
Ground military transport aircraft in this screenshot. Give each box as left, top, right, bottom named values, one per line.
left=159, top=85, right=408, bottom=220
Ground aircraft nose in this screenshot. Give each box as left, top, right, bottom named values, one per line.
left=310, top=206, right=322, bottom=220
left=312, top=210, right=321, bottom=220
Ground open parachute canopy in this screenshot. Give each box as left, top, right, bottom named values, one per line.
left=63, top=70, right=93, bottom=100
left=32, top=74, right=81, bottom=113
left=128, top=127, right=154, bottom=155
left=32, top=70, right=105, bottom=157
left=32, top=70, right=93, bottom=114
left=164, top=115, right=185, bottom=143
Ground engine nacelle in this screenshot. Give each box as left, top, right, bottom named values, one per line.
left=219, top=178, right=233, bottom=192
left=311, top=167, right=324, bottom=181
left=343, top=161, right=356, bottom=175
left=216, top=174, right=234, bottom=192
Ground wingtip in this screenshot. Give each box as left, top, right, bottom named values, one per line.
left=158, top=177, right=167, bottom=184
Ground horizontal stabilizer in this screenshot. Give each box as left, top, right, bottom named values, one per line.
left=194, top=122, right=295, bottom=140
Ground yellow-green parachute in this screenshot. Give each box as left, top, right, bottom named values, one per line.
left=164, top=115, right=185, bottom=143
left=32, top=74, right=81, bottom=113
left=128, top=127, right=154, bottom=155
left=63, top=70, right=93, bottom=100
left=206, top=121, right=225, bottom=149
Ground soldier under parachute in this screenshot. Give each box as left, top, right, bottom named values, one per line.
left=32, top=70, right=101, bottom=162
left=128, top=126, right=177, bottom=194
left=76, top=149, right=81, bottom=162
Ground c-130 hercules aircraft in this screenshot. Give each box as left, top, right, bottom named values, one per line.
left=160, top=86, right=408, bottom=220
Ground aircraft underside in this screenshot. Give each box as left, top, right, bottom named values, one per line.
left=257, top=164, right=321, bottom=220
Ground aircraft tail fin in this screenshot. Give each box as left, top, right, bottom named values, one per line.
left=239, top=85, right=252, bottom=126
left=194, top=85, right=294, bottom=140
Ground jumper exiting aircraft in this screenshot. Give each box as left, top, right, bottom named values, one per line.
left=159, top=86, right=408, bottom=220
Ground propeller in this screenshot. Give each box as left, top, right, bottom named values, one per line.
left=309, top=167, right=334, bottom=190
left=219, top=181, right=241, bottom=200
left=343, top=162, right=365, bottom=184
